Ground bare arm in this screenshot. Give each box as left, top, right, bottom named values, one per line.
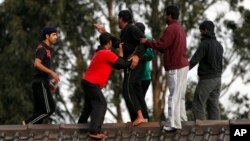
left=94, top=23, right=106, bottom=33
left=34, top=58, right=60, bottom=83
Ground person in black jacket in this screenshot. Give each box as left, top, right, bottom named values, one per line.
left=189, top=20, right=224, bottom=120
left=94, top=10, right=147, bottom=126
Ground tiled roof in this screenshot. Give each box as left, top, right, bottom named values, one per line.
left=0, top=120, right=231, bottom=141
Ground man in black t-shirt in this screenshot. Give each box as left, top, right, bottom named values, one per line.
left=95, top=10, right=147, bottom=126
left=23, top=26, right=60, bottom=124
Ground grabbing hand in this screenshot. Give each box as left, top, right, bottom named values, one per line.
left=140, top=38, right=147, bottom=43
left=118, top=42, right=124, bottom=57
left=129, top=55, right=139, bottom=69
left=49, top=79, right=57, bottom=93
left=50, top=71, right=60, bottom=84
left=94, top=23, right=106, bottom=33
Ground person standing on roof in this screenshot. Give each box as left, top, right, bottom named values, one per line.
left=23, top=26, right=60, bottom=125
left=190, top=20, right=223, bottom=120
left=78, top=32, right=131, bottom=139
left=140, top=5, right=189, bottom=131
left=94, top=10, right=147, bottom=126
left=118, top=22, right=153, bottom=122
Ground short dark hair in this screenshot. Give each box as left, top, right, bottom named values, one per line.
left=118, top=10, right=133, bottom=24
left=135, top=22, right=145, bottom=33
left=165, top=5, right=179, bottom=19
left=99, top=32, right=116, bottom=46
left=41, top=26, right=57, bottom=40
left=199, top=20, right=215, bottom=32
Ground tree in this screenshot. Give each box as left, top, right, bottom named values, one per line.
left=53, top=0, right=98, bottom=122
left=0, top=0, right=53, bottom=124
left=222, top=7, right=250, bottom=119
left=0, top=0, right=97, bottom=124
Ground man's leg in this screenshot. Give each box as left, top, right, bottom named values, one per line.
left=135, top=79, right=149, bottom=121
left=166, top=66, right=188, bottom=130
left=25, top=82, right=55, bottom=124
left=123, top=66, right=145, bottom=122
left=78, top=80, right=92, bottom=123
left=192, top=79, right=213, bottom=120
left=141, top=80, right=150, bottom=98
left=123, top=63, right=147, bottom=125
left=81, top=80, right=107, bottom=137
left=177, top=67, right=189, bottom=122
left=207, top=77, right=221, bottom=120
left=123, top=68, right=137, bottom=122
left=89, top=87, right=107, bottom=135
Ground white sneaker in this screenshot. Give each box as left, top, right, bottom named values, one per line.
left=163, top=126, right=177, bottom=132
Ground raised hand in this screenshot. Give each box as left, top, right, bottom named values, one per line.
left=94, top=23, right=106, bottom=33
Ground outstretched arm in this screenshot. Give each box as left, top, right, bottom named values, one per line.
left=141, top=28, right=174, bottom=50
left=189, top=43, right=206, bottom=70
left=94, top=23, right=106, bottom=33
left=112, top=57, right=131, bottom=70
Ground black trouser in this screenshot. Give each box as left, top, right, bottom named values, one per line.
left=141, top=80, right=150, bottom=97
left=141, top=79, right=150, bottom=120
left=25, top=81, right=55, bottom=124
left=78, top=80, right=107, bottom=135
left=123, top=63, right=149, bottom=121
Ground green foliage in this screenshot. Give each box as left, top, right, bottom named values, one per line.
left=0, top=0, right=97, bottom=124
left=0, top=0, right=43, bottom=124
left=223, top=8, right=250, bottom=119
left=227, top=92, right=250, bottom=119
left=54, top=0, right=98, bottom=120
left=230, top=9, right=250, bottom=73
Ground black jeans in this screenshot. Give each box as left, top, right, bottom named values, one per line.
left=25, top=81, right=55, bottom=124
left=123, top=63, right=149, bottom=121
left=78, top=80, right=107, bottom=134
left=141, top=80, right=150, bottom=97
left=141, top=79, right=150, bottom=120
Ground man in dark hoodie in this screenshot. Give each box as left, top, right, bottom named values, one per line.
left=189, top=20, right=224, bottom=120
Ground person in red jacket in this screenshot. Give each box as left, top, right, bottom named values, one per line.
left=94, top=10, right=147, bottom=126
left=140, top=5, right=189, bottom=131
left=78, top=32, right=130, bottom=139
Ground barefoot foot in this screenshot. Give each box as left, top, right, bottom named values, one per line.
left=132, top=118, right=145, bottom=126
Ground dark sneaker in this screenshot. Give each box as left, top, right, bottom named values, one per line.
left=160, top=118, right=170, bottom=127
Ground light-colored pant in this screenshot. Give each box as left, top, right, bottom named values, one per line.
left=167, top=66, right=189, bottom=129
